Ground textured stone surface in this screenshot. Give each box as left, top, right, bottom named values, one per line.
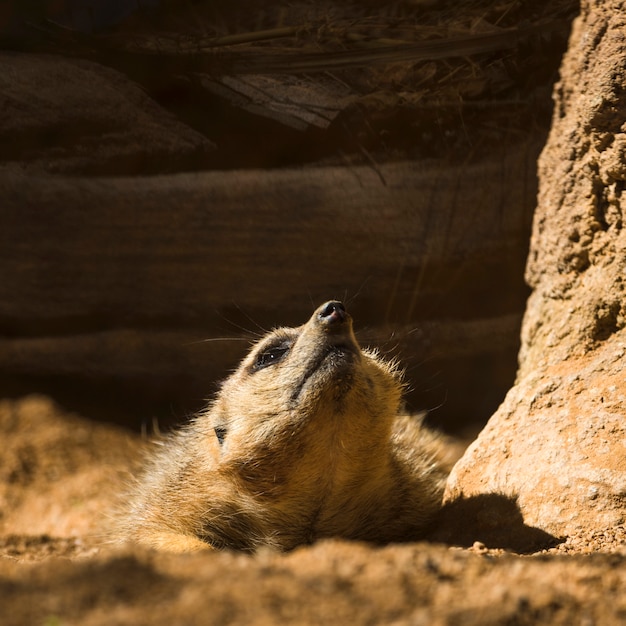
left=0, top=147, right=539, bottom=429
left=445, top=0, right=626, bottom=540
left=0, top=52, right=214, bottom=174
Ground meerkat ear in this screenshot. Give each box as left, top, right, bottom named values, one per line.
left=214, top=426, right=227, bottom=445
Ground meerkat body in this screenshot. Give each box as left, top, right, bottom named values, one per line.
left=118, top=302, right=452, bottom=552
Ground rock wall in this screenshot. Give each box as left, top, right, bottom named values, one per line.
left=445, top=0, right=626, bottom=543
left=0, top=50, right=547, bottom=431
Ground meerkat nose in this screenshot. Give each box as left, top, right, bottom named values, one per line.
left=318, top=301, right=348, bottom=324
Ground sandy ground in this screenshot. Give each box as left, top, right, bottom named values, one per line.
left=1, top=395, right=625, bottom=626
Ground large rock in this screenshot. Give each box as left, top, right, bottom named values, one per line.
left=445, top=0, right=626, bottom=543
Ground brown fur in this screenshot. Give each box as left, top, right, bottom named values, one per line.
left=117, top=302, right=453, bottom=552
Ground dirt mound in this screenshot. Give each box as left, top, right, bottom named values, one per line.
left=2, top=539, right=626, bottom=626
left=0, top=395, right=140, bottom=539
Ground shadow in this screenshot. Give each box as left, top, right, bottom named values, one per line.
left=427, top=493, right=564, bottom=554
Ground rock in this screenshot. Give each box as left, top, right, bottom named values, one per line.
left=0, top=147, right=539, bottom=429
left=445, top=0, right=626, bottom=542
left=0, top=52, right=214, bottom=175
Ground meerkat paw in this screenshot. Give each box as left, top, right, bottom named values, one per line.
left=140, top=531, right=213, bottom=553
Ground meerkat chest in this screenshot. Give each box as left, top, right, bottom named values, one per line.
left=232, top=433, right=393, bottom=541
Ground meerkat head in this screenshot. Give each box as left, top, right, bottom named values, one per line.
left=208, top=301, right=404, bottom=457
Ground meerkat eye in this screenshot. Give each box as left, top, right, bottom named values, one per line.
left=214, top=426, right=227, bottom=445
left=253, top=342, right=291, bottom=370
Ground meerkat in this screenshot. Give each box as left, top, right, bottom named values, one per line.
left=117, top=301, right=454, bottom=553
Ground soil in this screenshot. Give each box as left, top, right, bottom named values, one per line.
left=1, top=395, right=625, bottom=626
